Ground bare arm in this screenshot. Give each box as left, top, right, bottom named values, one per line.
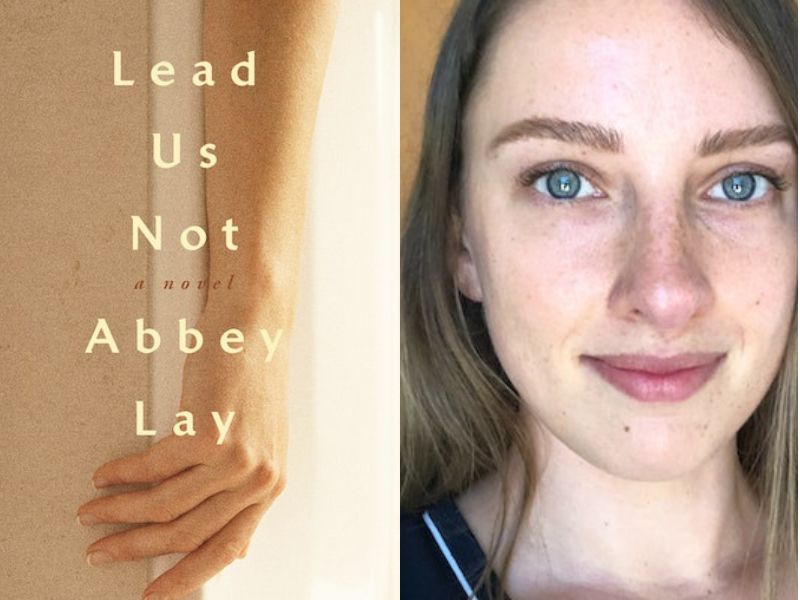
left=78, top=4, right=337, bottom=599
left=203, top=0, right=338, bottom=324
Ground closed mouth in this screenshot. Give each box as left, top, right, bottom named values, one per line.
left=581, top=352, right=726, bottom=402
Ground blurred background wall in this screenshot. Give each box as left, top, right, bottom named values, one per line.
left=400, top=0, right=457, bottom=212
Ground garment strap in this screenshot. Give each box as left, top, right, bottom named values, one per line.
left=422, top=509, right=476, bottom=598
left=421, top=496, right=507, bottom=599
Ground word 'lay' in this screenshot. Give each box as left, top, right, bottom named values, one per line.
left=136, top=401, right=235, bottom=445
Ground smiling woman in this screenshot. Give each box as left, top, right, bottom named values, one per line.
left=401, top=1, right=797, bottom=600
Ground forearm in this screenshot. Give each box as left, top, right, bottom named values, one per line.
left=202, top=0, right=338, bottom=323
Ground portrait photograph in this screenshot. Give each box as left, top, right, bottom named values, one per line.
left=401, top=1, right=798, bottom=599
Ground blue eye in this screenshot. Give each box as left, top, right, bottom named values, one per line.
left=707, top=173, right=770, bottom=202
left=533, top=167, right=599, bottom=200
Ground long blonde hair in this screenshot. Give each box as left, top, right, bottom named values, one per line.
left=401, top=1, right=797, bottom=598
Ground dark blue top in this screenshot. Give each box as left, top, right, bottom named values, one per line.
left=401, top=496, right=507, bottom=599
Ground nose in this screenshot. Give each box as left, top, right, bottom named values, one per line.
left=608, top=202, right=713, bottom=333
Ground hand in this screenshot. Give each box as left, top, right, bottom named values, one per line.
left=77, top=312, right=288, bottom=600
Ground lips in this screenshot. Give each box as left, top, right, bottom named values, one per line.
left=581, top=352, right=726, bottom=403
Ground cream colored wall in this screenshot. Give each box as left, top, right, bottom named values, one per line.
left=145, top=1, right=399, bottom=598
left=148, top=0, right=399, bottom=597
left=202, top=0, right=400, bottom=597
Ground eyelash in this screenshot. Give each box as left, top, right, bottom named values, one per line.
left=702, top=168, right=788, bottom=207
left=517, top=161, right=605, bottom=204
left=516, top=162, right=789, bottom=206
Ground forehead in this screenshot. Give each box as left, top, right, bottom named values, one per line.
left=465, top=0, right=783, bottom=153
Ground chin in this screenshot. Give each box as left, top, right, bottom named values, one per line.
left=583, top=421, right=726, bottom=483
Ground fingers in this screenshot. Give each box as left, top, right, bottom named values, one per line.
left=78, top=464, right=228, bottom=525
left=79, top=435, right=286, bottom=599
left=92, top=436, right=200, bottom=488
left=85, top=488, right=261, bottom=563
left=142, top=503, right=267, bottom=600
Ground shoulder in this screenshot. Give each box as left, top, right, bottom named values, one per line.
left=401, top=498, right=496, bottom=600
left=401, top=507, right=466, bottom=599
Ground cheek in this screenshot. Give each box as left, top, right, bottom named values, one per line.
left=723, top=256, right=795, bottom=332
left=473, top=214, right=619, bottom=379
left=711, top=225, right=796, bottom=391
left=709, top=208, right=796, bottom=322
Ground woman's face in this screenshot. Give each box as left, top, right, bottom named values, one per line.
left=457, top=0, right=797, bottom=480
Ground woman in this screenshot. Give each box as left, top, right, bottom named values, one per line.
left=401, top=1, right=797, bottom=599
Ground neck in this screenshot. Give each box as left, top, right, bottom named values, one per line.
left=458, top=426, right=765, bottom=598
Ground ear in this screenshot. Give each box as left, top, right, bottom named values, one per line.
left=452, top=215, right=484, bottom=302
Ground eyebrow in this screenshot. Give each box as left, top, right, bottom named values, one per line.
left=488, top=117, right=624, bottom=155
left=487, top=117, right=794, bottom=157
left=697, top=124, right=793, bottom=156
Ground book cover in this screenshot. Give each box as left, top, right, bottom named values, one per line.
left=0, top=1, right=399, bottom=599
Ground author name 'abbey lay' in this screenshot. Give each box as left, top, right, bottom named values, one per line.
left=87, top=320, right=282, bottom=445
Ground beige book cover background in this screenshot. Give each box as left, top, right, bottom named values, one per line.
left=1, top=1, right=398, bottom=598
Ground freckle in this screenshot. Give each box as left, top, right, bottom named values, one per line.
left=703, top=423, right=709, bottom=431
left=603, top=521, right=608, bottom=527
left=623, top=425, right=630, bottom=432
